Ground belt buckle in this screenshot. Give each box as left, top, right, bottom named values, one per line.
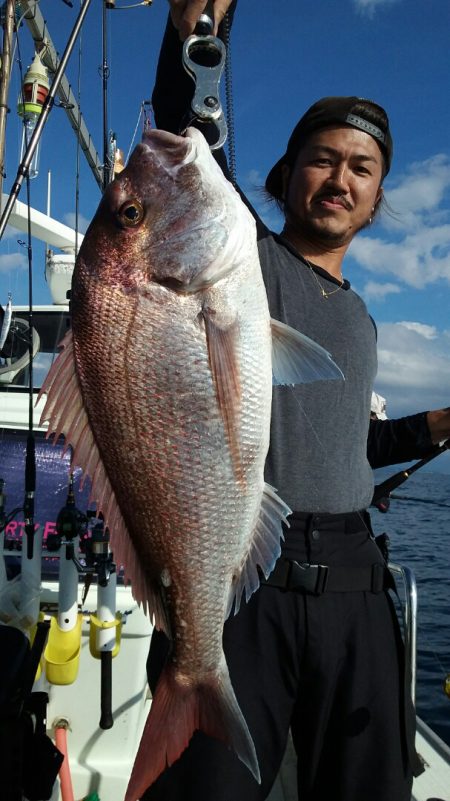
left=288, top=562, right=329, bottom=595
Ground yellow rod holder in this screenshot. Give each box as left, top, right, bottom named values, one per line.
left=44, top=613, right=83, bottom=685
left=89, top=612, right=122, bottom=659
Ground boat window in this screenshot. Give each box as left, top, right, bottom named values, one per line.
left=0, top=310, right=69, bottom=391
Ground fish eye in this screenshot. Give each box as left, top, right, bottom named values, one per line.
left=117, top=199, right=144, bottom=227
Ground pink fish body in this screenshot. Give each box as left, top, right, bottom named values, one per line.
left=39, top=128, right=342, bottom=799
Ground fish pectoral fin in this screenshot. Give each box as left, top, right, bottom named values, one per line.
left=38, top=330, right=170, bottom=633
left=125, top=658, right=260, bottom=800
left=227, top=483, right=291, bottom=617
left=202, top=307, right=244, bottom=482
left=271, top=318, right=344, bottom=385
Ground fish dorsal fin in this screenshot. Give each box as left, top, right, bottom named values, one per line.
left=38, top=330, right=169, bottom=633
left=271, top=318, right=344, bottom=385
left=202, top=307, right=244, bottom=484
left=226, top=483, right=290, bottom=617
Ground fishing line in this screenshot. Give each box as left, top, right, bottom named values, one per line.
left=390, top=494, right=450, bottom=510
left=422, top=646, right=449, bottom=678
left=125, top=101, right=145, bottom=164
left=106, top=0, right=153, bottom=164
left=100, top=0, right=111, bottom=190
left=416, top=634, right=450, bottom=701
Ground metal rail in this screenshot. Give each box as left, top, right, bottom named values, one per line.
left=389, top=561, right=418, bottom=705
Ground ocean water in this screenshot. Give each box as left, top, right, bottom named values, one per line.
left=372, top=468, right=450, bottom=746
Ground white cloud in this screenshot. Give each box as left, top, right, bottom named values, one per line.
left=63, top=212, right=90, bottom=235
left=247, top=169, right=262, bottom=186
left=349, top=154, right=450, bottom=288
left=1, top=225, right=22, bottom=241
left=374, top=322, right=450, bottom=416
left=350, top=227, right=450, bottom=288
left=397, top=321, right=437, bottom=340
left=363, top=280, right=402, bottom=301
left=0, top=252, right=27, bottom=274
left=353, top=0, right=401, bottom=16
left=383, top=154, right=450, bottom=232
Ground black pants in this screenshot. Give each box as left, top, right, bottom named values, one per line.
left=142, top=512, right=415, bottom=801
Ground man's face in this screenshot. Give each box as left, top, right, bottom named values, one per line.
left=282, top=125, right=384, bottom=248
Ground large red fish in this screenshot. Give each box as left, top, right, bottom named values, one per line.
left=39, top=127, right=342, bottom=799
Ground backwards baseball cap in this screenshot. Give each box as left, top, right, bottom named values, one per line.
left=265, top=96, right=393, bottom=200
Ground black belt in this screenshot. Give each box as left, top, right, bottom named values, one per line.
left=261, top=559, right=392, bottom=595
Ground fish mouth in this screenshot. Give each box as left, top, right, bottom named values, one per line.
left=142, top=128, right=188, bottom=148
left=141, top=127, right=207, bottom=170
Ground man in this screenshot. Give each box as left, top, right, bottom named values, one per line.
left=143, top=3, right=450, bottom=800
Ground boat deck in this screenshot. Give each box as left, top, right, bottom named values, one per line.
left=0, top=574, right=448, bottom=801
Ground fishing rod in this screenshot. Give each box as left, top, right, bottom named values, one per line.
left=0, top=0, right=93, bottom=241
left=44, top=499, right=122, bottom=729
left=101, top=0, right=111, bottom=191
left=372, top=439, right=450, bottom=512
left=85, top=516, right=121, bottom=731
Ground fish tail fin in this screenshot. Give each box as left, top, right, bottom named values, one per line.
left=124, top=660, right=260, bottom=800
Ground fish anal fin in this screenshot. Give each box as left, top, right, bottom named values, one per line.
left=271, top=318, right=344, bottom=386
left=227, top=483, right=291, bottom=617
left=124, top=659, right=260, bottom=801
left=203, top=308, right=244, bottom=484
left=38, top=330, right=169, bottom=633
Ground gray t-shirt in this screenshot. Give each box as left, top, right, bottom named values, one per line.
left=260, top=232, right=377, bottom=514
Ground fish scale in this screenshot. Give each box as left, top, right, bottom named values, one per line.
left=72, top=267, right=268, bottom=669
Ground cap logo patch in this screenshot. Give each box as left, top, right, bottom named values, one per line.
left=345, top=114, right=386, bottom=144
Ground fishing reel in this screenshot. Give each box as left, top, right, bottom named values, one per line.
left=80, top=512, right=116, bottom=588
left=48, top=474, right=87, bottom=554
left=52, top=477, right=116, bottom=592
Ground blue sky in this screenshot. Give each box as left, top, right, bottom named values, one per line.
left=1, top=0, right=449, bottom=469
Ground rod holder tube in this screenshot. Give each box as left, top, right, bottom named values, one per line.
left=57, top=540, right=80, bottom=632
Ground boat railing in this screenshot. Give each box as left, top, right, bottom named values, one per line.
left=388, top=562, right=418, bottom=706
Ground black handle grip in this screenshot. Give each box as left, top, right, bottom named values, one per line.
left=99, top=650, right=113, bottom=730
